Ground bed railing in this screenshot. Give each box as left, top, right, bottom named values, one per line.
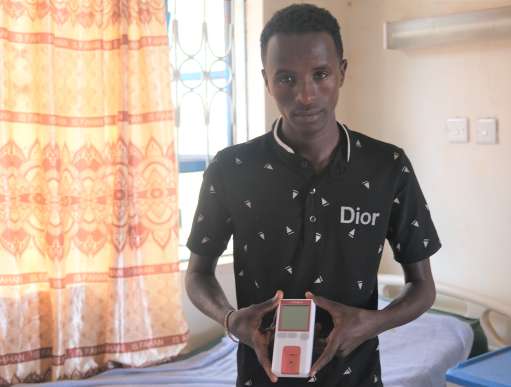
left=378, top=274, right=511, bottom=348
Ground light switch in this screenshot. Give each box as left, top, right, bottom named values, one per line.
left=476, top=118, right=498, bottom=144
left=446, top=118, right=468, bottom=143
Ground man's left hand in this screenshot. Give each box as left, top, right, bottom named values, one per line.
left=305, top=291, right=379, bottom=377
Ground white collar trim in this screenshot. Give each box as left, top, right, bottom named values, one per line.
left=272, top=118, right=295, bottom=154
left=272, top=117, right=351, bottom=163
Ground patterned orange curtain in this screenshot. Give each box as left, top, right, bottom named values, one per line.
left=0, top=0, right=188, bottom=384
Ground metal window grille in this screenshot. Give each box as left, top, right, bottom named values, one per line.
left=166, top=0, right=247, bottom=173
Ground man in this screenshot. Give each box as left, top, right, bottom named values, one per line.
left=186, top=4, right=441, bottom=387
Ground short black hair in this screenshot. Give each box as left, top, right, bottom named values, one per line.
left=260, top=3, right=343, bottom=63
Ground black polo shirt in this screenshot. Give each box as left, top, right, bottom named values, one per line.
left=187, top=120, right=441, bottom=387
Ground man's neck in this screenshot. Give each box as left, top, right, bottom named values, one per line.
left=281, top=118, right=340, bottom=173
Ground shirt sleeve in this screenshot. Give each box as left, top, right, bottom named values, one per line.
left=186, top=156, right=233, bottom=258
left=386, top=149, right=441, bottom=264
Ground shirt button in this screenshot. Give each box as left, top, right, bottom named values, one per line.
left=309, top=215, right=317, bottom=223
left=309, top=188, right=316, bottom=195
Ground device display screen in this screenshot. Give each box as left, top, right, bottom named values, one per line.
left=279, top=304, right=310, bottom=331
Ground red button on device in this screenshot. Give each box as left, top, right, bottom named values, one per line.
left=281, top=346, right=301, bottom=374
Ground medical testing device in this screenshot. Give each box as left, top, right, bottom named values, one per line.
left=271, top=299, right=316, bottom=378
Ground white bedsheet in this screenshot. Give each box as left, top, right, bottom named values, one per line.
left=379, top=308, right=474, bottom=387
left=18, top=304, right=473, bottom=387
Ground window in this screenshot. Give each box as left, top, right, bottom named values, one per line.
left=166, top=0, right=247, bottom=260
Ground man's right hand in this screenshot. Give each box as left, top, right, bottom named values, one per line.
left=229, top=290, right=283, bottom=383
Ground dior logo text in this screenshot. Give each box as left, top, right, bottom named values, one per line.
left=341, top=206, right=380, bottom=226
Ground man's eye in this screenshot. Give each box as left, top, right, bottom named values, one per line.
left=277, top=75, right=294, bottom=84
left=314, top=71, right=329, bottom=80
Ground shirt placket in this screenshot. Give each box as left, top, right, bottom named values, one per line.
left=300, top=164, right=324, bottom=285
left=305, top=185, right=320, bottom=245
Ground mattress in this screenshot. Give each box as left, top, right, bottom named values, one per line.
left=18, top=301, right=474, bottom=387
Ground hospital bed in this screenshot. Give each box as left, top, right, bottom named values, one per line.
left=18, top=274, right=511, bottom=387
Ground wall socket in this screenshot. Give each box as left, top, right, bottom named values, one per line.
left=446, top=117, right=469, bottom=143
left=476, top=118, right=498, bottom=144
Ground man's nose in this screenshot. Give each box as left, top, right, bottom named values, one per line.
left=295, top=79, right=317, bottom=106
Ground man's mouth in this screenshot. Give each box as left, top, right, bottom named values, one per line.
left=293, top=109, right=323, bottom=122
left=293, top=109, right=323, bottom=117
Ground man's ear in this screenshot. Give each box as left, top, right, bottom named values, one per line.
left=261, top=69, right=272, bottom=96
left=338, top=59, right=348, bottom=88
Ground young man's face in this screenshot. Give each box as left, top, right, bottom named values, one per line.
left=262, top=31, right=347, bottom=136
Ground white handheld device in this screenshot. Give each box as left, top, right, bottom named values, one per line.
left=271, top=299, right=316, bottom=378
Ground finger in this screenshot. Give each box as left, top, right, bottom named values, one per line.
left=310, top=337, right=339, bottom=377
left=257, top=290, right=283, bottom=314
left=314, top=338, right=327, bottom=355
left=316, top=337, right=327, bottom=347
left=305, top=291, right=336, bottom=313
left=340, top=347, right=353, bottom=358
left=314, top=322, right=322, bottom=335
left=340, top=340, right=359, bottom=358
left=258, top=353, right=277, bottom=383
left=254, top=336, right=278, bottom=383
left=268, top=316, right=277, bottom=331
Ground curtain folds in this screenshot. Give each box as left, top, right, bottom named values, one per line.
left=0, top=0, right=188, bottom=384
